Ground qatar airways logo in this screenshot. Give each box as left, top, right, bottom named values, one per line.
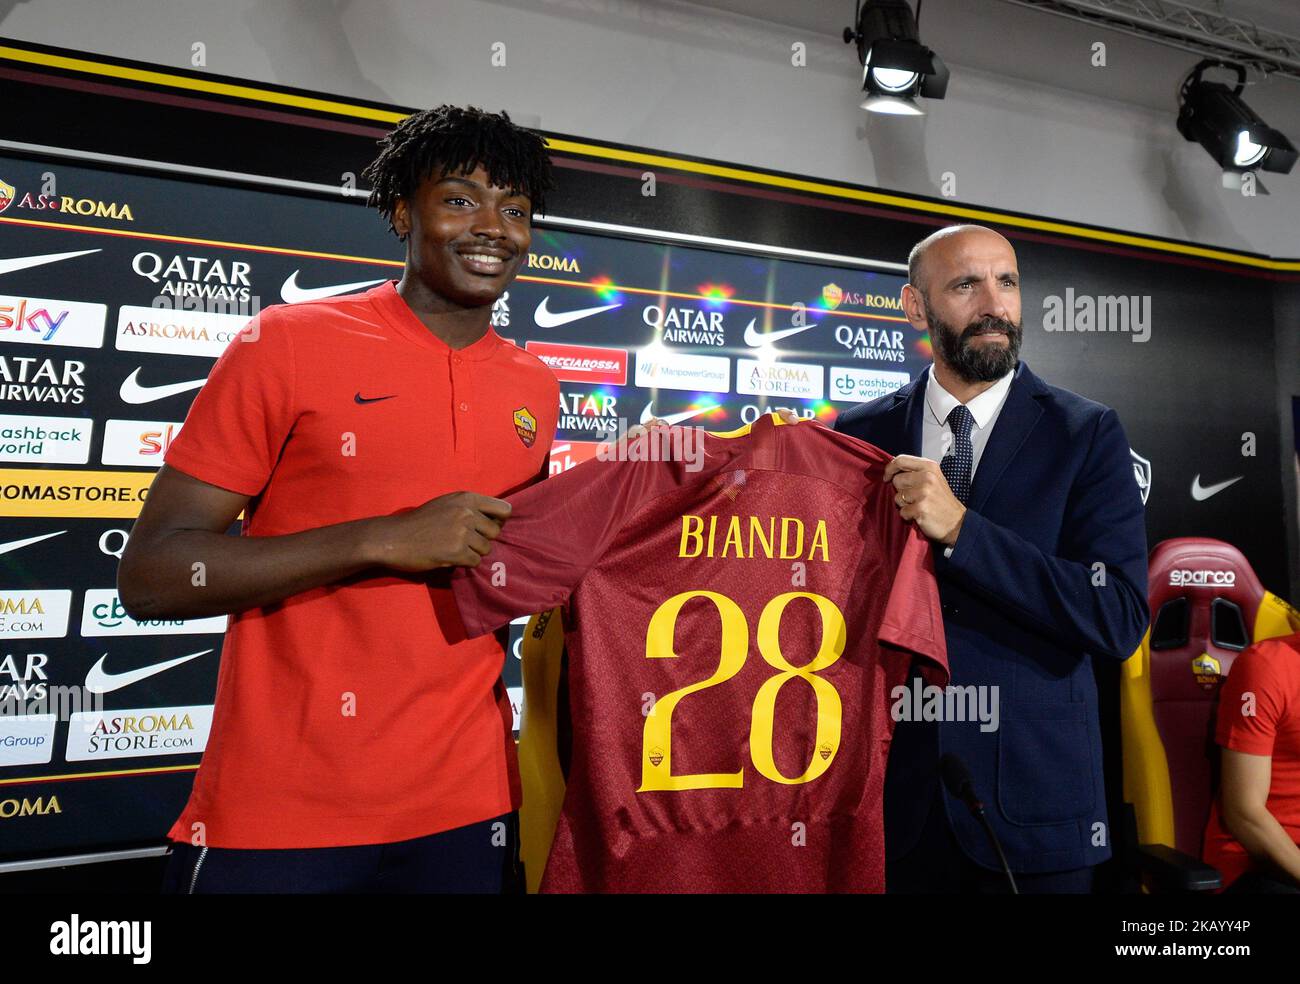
left=644, top=304, right=726, bottom=347
left=1169, top=569, right=1237, bottom=588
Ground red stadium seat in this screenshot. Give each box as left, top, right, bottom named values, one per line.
left=1120, top=537, right=1300, bottom=889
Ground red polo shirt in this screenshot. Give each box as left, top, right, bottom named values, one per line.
left=162, top=280, right=558, bottom=848
left=1203, top=633, right=1300, bottom=888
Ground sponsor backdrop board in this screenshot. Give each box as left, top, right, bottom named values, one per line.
left=0, top=155, right=925, bottom=861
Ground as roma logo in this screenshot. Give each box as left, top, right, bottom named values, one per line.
left=0, top=180, right=14, bottom=213
left=1191, top=652, right=1222, bottom=691
left=513, top=406, right=537, bottom=448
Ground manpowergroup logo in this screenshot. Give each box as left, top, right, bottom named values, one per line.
left=634, top=349, right=730, bottom=393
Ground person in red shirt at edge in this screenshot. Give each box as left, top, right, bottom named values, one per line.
left=1203, top=630, right=1300, bottom=893
left=118, top=105, right=597, bottom=893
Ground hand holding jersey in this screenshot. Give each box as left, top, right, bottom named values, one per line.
left=365, top=491, right=512, bottom=571
left=884, top=454, right=967, bottom=547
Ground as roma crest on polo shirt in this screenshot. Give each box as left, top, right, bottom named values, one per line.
left=513, top=406, right=537, bottom=448
left=1191, top=652, right=1222, bottom=691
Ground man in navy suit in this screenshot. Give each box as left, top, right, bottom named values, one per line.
left=835, top=224, right=1149, bottom=893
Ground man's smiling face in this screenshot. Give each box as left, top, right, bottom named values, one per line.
left=392, top=164, right=532, bottom=310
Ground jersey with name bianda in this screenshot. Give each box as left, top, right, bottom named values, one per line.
left=452, top=414, right=948, bottom=892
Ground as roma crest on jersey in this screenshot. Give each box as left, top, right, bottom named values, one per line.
left=0, top=180, right=14, bottom=213
left=513, top=406, right=537, bottom=448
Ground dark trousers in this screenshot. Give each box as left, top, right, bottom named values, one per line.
left=162, top=812, right=521, bottom=894
left=887, top=787, right=1094, bottom=894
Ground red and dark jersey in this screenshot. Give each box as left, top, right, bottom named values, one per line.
left=452, top=414, right=948, bottom=892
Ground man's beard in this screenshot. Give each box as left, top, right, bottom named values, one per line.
left=928, top=305, right=1022, bottom=383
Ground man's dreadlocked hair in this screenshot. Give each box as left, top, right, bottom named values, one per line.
left=363, top=104, right=556, bottom=238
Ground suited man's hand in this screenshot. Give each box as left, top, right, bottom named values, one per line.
left=883, top=454, right=966, bottom=546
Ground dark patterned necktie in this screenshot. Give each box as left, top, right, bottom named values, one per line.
left=940, top=404, right=974, bottom=505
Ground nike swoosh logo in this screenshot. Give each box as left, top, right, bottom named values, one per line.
left=119, top=367, right=206, bottom=404
left=533, top=296, right=621, bottom=329
left=1191, top=474, right=1243, bottom=501
left=84, top=649, right=213, bottom=694
left=743, top=317, right=818, bottom=347
left=0, top=248, right=101, bottom=276
left=640, top=402, right=720, bottom=426
left=281, top=270, right=385, bottom=304
left=0, top=531, right=65, bottom=556
left=355, top=392, right=396, bottom=404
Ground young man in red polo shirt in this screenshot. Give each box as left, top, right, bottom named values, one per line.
left=118, top=105, right=560, bottom=893
left=1204, top=630, right=1300, bottom=892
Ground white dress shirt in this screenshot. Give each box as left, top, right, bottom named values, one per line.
left=920, top=364, right=1015, bottom=556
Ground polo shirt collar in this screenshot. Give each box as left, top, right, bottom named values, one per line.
left=369, top=279, right=503, bottom=361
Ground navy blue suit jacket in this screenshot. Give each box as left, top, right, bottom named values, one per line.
left=835, top=361, right=1148, bottom=873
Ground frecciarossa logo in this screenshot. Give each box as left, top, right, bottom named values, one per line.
left=526, top=341, right=628, bottom=385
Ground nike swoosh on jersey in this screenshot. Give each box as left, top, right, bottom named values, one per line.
left=84, top=649, right=213, bottom=694
left=533, top=297, right=622, bottom=328
left=280, top=270, right=386, bottom=304
left=0, top=248, right=101, bottom=276
left=119, top=367, right=206, bottom=404
left=639, top=402, right=720, bottom=426
left=1190, top=474, right=1243, bottom=501
left=742, top=317, right=818, bottom=347
left=355, top=392, right=396, bottom=404
left=0, top=531, right=65, bottom=556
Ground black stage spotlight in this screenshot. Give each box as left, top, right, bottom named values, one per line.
left=843, top=0, right=949, bottom=116
left=1177, top=60, right=1296, bottom=176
